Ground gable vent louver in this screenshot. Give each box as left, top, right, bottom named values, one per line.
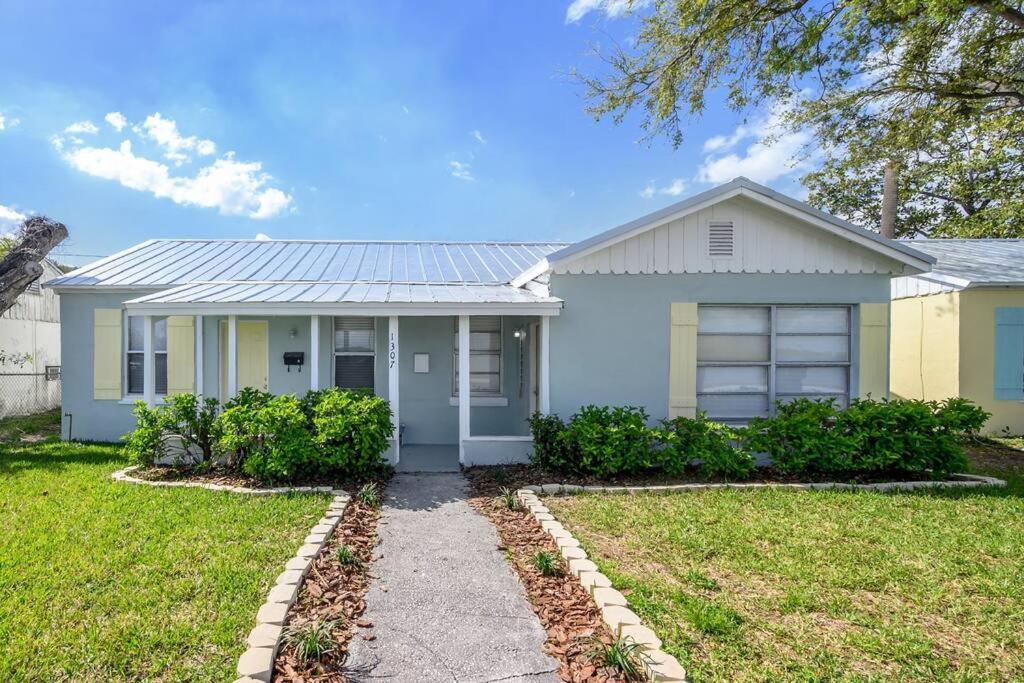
left=707, top=221, right=735, bottom=257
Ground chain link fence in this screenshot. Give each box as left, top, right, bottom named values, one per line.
left=0, top=369, right=62, bottom=418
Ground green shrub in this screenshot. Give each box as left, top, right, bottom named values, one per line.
left=562, top=405, right=659, bottom=477
left=164, top=393, right=222, bottom=461
left=660, top=413, right=753, bottom=479
left=217, top=394, right=319, bottom=483
left=745, top=398, right=856, bottom=475
left=527, top=412, right=574, bottom=471
left=746, top=396, right=990, bottom=478
left=497, top=487, right=521, bottom=510
left=312, top=388, right=393, bottom=478
left=122, top=401, right=171, bottom=465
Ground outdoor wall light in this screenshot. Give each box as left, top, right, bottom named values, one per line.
left=288, top=327, right=298, bottom=339
left=513, top=327, right=526, bottom=340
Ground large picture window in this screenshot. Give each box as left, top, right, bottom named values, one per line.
left=334, top=317, right=375, bottom=390
left=453, top=316, right=502, bottom=396
left=125, top=315, right=167, bottom=395
left=696, top=305, right=850, bottom=422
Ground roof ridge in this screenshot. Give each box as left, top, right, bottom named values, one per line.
left=127, top=238, right=571, bottom=246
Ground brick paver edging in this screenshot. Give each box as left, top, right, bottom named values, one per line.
left=234, top=491, right=351, bottom=682
left=112, top=465, right=343, bottom=496
left=520, top=472, right=1004, bottom=498
left=515, top=488, right=688, bottom=683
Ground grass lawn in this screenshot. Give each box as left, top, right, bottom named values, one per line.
left=0, top=410, right=331, bottom=682
left=547, top=444, right=1024, bottom=682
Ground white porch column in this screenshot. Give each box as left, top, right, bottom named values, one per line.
left=539, top=315, right=550, bottom=414
left=310, top=315, right=320, bottom=391
left=458, top=314, right=471, bottom=465
left=227, top=314, right=238, bottom=399
left=194, top=315, right=204, bottom=397
left=143, top=315, right=156, bottom=406
left=389, top=316, right=400, bottom=463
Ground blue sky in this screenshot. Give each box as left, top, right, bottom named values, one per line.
left=0, top=0, right=810, bottom=266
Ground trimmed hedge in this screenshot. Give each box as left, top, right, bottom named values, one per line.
left=528, top=397, right=989, bottom=480
left=123, top=387, right=394, bottom=483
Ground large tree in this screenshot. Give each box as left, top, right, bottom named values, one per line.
left=576, top=0, right=1024, bottom=236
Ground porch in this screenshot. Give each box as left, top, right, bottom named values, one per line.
left=123, top=284, right=560, bottom=470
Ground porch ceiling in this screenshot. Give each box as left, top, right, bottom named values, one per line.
left=122, top=280, right=563, bottom=316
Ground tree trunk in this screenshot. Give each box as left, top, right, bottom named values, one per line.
left=0, top=216, right=68, bottom=315
left=880, top=163, right=898, bottom=239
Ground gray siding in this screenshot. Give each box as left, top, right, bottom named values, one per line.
left=546, top=273, right=891, bottom=423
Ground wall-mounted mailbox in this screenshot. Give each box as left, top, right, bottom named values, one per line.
left=283, top=351, right=305, bottom=372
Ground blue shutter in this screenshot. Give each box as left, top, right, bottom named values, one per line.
left=994, top=307, right=1024, bottom=400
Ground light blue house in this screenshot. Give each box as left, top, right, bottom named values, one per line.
left=49, top=178, right=934, bottom=470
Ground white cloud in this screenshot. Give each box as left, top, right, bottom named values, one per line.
left=0, top=114, right=21, bottom=131
left=64, top=120, right=99, bottom=135
left=697, top=106, right=814, bottom=185
left=640, top=178, right=686, bottom=199
left=104, top=111, right=128, bottom=131
left=471, top=129, right=487, bottom=145
left=566, top=0, right=650, bottom=23
left=137, top=112, right=217, bottom=165
left=449, top=160, right=475, bottom=182
left=60, top=138, right=292, bottom=219
left=254, top=232, right=272, bottom=241
left=0, top=203, right=26, bottom=231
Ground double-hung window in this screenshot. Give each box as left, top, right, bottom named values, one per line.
left=125, top=315, right=167, bottom=395
left=453, top=316, right=502, bottom=396
left=334, top=317, right=375, bottom=390
left=696, top=305, right=850, bottom=422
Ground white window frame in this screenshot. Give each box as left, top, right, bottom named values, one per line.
left=332, top=316, right=376, bottom=391
left=696, top=304, right=851, bottom=422
left=452, top=316, right=503, bottom=398
left=123, top=313, right=168, bottom=397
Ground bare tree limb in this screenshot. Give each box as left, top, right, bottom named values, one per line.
left=0, top=216, right=68, bottom=315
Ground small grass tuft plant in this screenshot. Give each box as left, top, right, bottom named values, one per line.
left=497, top=487, right=522, bottom=510
left=356, top=482, right=381, bottom=508
left=284, top=619, right=338, bottom=663
left=335, top=544, right=363, bottom=567
left=586, top=635, right=649, bottom=681
left=531, top=550, right=563, bottom=577
left=684, top=597, right=742, bottom=636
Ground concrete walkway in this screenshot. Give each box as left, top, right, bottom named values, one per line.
left=346, top=473, right=559, bottom=682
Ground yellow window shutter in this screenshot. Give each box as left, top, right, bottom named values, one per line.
left=93, top=308, right=122, bottom=400
left=669, top=303, right=698, bottom=419
left=166, top=315, right=195, bottom=396
left=858, top=303, right=889, bottom=399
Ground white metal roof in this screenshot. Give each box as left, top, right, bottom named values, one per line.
left=49, top=239, right=567, bottom=289
left=122, top=280, right=562, bottom=316
left=891, top=239, right=1024, bottom=299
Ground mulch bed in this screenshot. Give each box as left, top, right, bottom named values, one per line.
left=273, top=497, right=381, bottom=682
left=965, top=438, right=1024, bottom=474
left=133, top=465, right=265, bottom=488
left=468, top=481, right=628, bottom=682
left=465, top=463, right=980, bottom=492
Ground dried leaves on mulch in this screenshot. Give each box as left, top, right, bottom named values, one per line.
left=273, top=499, right=380, bottom=682
left=468, top=491, right=626, bottom=682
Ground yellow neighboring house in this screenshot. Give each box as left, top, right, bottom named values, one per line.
left=891, top=239, right=1024, bottom=435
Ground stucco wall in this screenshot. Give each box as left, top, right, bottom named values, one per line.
left=396, top=315, right=532, bottom=445
left=546, top=273, right=891, bottom=423
left=59, top=291, right=146, bottom=442
left=958, top=289, right=1024, bottom=435
left=890, top=292, right=960, bottom=402
left=61, top=293, right=530, bottom=443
